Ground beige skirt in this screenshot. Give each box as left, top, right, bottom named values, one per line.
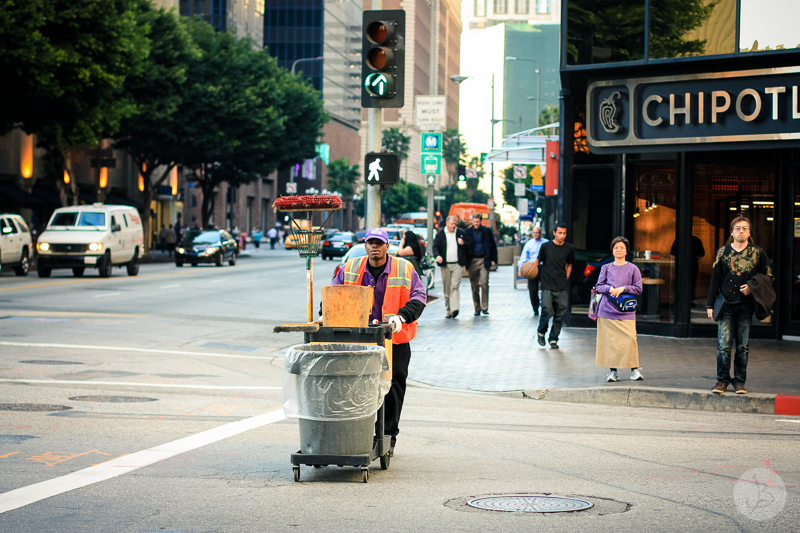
left=595, top=317, right=639, bottom=369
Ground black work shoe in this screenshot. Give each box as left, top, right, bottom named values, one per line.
left=533, top=311, right=539, bottom=316
left=550, top=340, right=559, bottom=349
left=482, top=310, right=489, bottom=315
left=474, top=311, right=481, bottom=316
left=452, top=310, right=459, bottom=318
left=537, top=333, right=546, bottom=346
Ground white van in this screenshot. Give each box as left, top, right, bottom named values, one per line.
left=36, top=204, right=144, bottom=278
left=0, top=214, right=33, bottom=276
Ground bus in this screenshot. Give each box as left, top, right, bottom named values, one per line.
left=395, top=212, right=428, bottom=227
left=448, top=203, right=490, bottom=227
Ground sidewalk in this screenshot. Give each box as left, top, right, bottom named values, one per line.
left=410, top=265, right=800, bottom=414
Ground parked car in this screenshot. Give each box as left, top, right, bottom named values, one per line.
left=175, top=229, right=237, bottom=267
left=355, top=230, right=368, bottom=243
left=0, top=214, right=32, bottom=276
left=321, top=232, right=358, bottom=260
left=36, top=204, right=143, bottom=278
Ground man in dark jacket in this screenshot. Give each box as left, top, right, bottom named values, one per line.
left=432, top=216, right=471, bottom=318
left=464, top=214, right=498, bottom=316
left=706, top=215, right=773, bottom=395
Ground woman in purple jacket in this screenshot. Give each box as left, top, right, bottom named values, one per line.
left=595, top=236, right=644, bottom=382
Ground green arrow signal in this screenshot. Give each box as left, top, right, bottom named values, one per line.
left=364, top=73, right=392, bottom=97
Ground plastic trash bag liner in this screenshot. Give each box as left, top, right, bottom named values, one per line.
left=283, top=343, right=391, bottom=421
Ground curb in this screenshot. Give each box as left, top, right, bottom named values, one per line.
left=524, top=386, right=800, bottom=415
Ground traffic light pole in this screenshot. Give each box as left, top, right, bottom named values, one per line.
left=365, top=0, right=383, bottom=230
left=426, top=0, right=438, bottom=249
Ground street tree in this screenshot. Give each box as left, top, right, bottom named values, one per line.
left=114, top=5, right=198, bottom=254
left=325, top=158, right=360, bottom=201
left=0, top=0, right=149, bottom=204
left=442, top=127, right=468, bottom=185
left=381, top=127, right=410, bottom=178
left=538, top=105, right=560, bottom=131
left=381, top=181, right=426, bottom=219
left=177, top=19, right=326, bottom=227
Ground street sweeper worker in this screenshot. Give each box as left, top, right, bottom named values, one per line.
left=330, top=228, right=427, bottom=457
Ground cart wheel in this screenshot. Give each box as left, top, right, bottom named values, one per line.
left=361, top=467, right=369, bottom=483
left=380, top=453, right=390, bottom=470
left=293, top=466, right=300, bottom=482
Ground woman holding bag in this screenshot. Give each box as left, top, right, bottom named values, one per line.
left=595, top=236, right=644, bottom=382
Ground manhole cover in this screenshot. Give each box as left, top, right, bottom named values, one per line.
left=0, top=404, right=73, bottom=412
left=20, top=360, right=84, bottom=365
left=467, top=495, right=594, bottom=513
left=68, top=396, right=158, bottom=403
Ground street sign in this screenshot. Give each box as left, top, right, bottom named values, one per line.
left=466, top=167, right=478, bottom=178
left=513, top=165, right=526, bottom=179
left=421, top=153, right=441, bottom=175
left=421, top=132, right=442, bottom=153
left=433, top=195, right=446, bottom=200
left=517, top=198, right=529, bottom=215
left=415, top=95, right=446, bottom=130
left=514, top=182, right=525, bottom=197
left=286, top=182, right=297, bottom=194
left=426, top=175, right=436, bottom=185
left=529, top=165, right=545, bottom=192
left=487, top=198, right=494, bottom=209
left=480, top=152, right=487, bottom=162
left=364, top=152, right=400, bottom=184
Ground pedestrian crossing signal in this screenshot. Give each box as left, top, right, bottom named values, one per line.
left=364, top=152, right=399, bottom=185
left=362, top=10, right=405, bottom=108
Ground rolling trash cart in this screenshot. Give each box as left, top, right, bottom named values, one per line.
left=283, top=324, right=393, bottom=483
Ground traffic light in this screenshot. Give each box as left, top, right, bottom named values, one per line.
left=435, top=210, right=441, bottom=218
left=362, top=10, right=405, bottom=108
left=457, top=164, right=466, bottom=182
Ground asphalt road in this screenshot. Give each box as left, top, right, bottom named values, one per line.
left=1, top=251, right=798, bottom=532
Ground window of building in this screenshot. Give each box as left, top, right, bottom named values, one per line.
left=494, top=0, right=508, bottom=15
left=740, top=0, right=800, bottom=53
left=566, top=0, right=646, bottom=64
left=649, top=0, right=736, bottom=59
left=535, top=0, right=549, bottom=14
left=515, top=0, right=529, bottom=14
left=475, top=0, right=487, bottom=17
left=631, top=162, right=677, bottom=323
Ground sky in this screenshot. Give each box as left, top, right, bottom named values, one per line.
left=740, top=0, right=800, bottom=50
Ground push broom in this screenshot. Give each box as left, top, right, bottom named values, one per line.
left=272, top=194, right=343, bottom=331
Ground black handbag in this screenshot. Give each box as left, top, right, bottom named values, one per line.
left=712, top=293, right=726, bottom=321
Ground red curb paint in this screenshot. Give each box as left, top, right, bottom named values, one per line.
left=774, top=395, right=800, bottom=416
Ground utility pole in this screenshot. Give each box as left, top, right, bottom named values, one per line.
left=426, top=0, right=438, bottom=248
left=365, top=0, right=383, bottom=230
left=489, top=73, right=495, bottom=232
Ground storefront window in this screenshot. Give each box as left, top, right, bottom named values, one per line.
left=649, top=0, right=736, bottom=59
left=740, top=0, right=800, bottom=53
left=566, top=0, right=646, bottom=65
left=792, top=177, right=800, bottom=321
left=691, top=160, right=775, bottom=325
left=631, top=162, right=677, bottom=323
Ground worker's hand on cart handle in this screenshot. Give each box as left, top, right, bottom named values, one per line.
left=388, top=315, right=403, bottom=333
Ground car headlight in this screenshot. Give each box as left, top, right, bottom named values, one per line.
left=205, top=247, right=219, bottom=255
left=37, top=242, right=50, bottom=251
left=177, top=247, right=185, bottom=254
left=88, top=242, right=103, bottom=252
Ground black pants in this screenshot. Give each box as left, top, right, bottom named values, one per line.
left=527, top=277, right=541, bottom=312
left=379, top=341, right=411, bottom=444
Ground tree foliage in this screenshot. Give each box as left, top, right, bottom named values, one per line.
left=381, top=126, right=411, bottom=175
left=325, top=158, right=360, bottom=201
left=381, top=181, right=427, bottom=219
left=500, top=164, right=541, bottom=208
left=442, top=127, right=468, bottom=184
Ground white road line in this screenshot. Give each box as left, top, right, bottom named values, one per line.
left=0, top=378, right=280, bottom=390
left=93, top=292, right=122, bottom=298
left=775, top=419, right=800, bottom=423
left=159, top=284, right=181, bottom=289
left=0, top=408, right=286, bottom=514
left=0, top=342, right=270, bottom=360
left=210, top=279, right=226, bottom=283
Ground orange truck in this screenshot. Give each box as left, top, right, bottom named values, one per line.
left=448, top=203, right=490, bottom=227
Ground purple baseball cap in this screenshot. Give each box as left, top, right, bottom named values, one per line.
left=364, top=228, right=389, bottom=244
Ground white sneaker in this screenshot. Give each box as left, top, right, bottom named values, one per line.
left=630, top=368, right=644, bottom=381
left=606, top=371, right=619, bottom=382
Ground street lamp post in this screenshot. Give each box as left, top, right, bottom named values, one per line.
left=291, top=56, right=324, bottom=74
left=506, top=57, right=540, bottom=129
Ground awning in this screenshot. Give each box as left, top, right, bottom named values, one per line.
left=0, top=183, right=49, bottom=208
left=484, top=123, right=559, bottom=166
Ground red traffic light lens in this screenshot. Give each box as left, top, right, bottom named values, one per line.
left=435, top=211, right=441, bottom=217
left=366, top=48, right=388, bottom=70
left=366, top=21, right=388, bottom=44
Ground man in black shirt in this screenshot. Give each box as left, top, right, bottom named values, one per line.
left=706, top=215, right=773, bottom=395
left=533, top=223, right=574, bottom=349
left=465, top=214, right=497, bottom=316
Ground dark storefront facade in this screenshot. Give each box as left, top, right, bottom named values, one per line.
left=559, top=0, right=800, bottom=339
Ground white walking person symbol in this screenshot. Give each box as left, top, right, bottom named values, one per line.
left=368, top=158, right=383, bottom=181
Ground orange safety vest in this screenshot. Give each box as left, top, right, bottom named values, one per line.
left=342, top=255, right=417, bottom=344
